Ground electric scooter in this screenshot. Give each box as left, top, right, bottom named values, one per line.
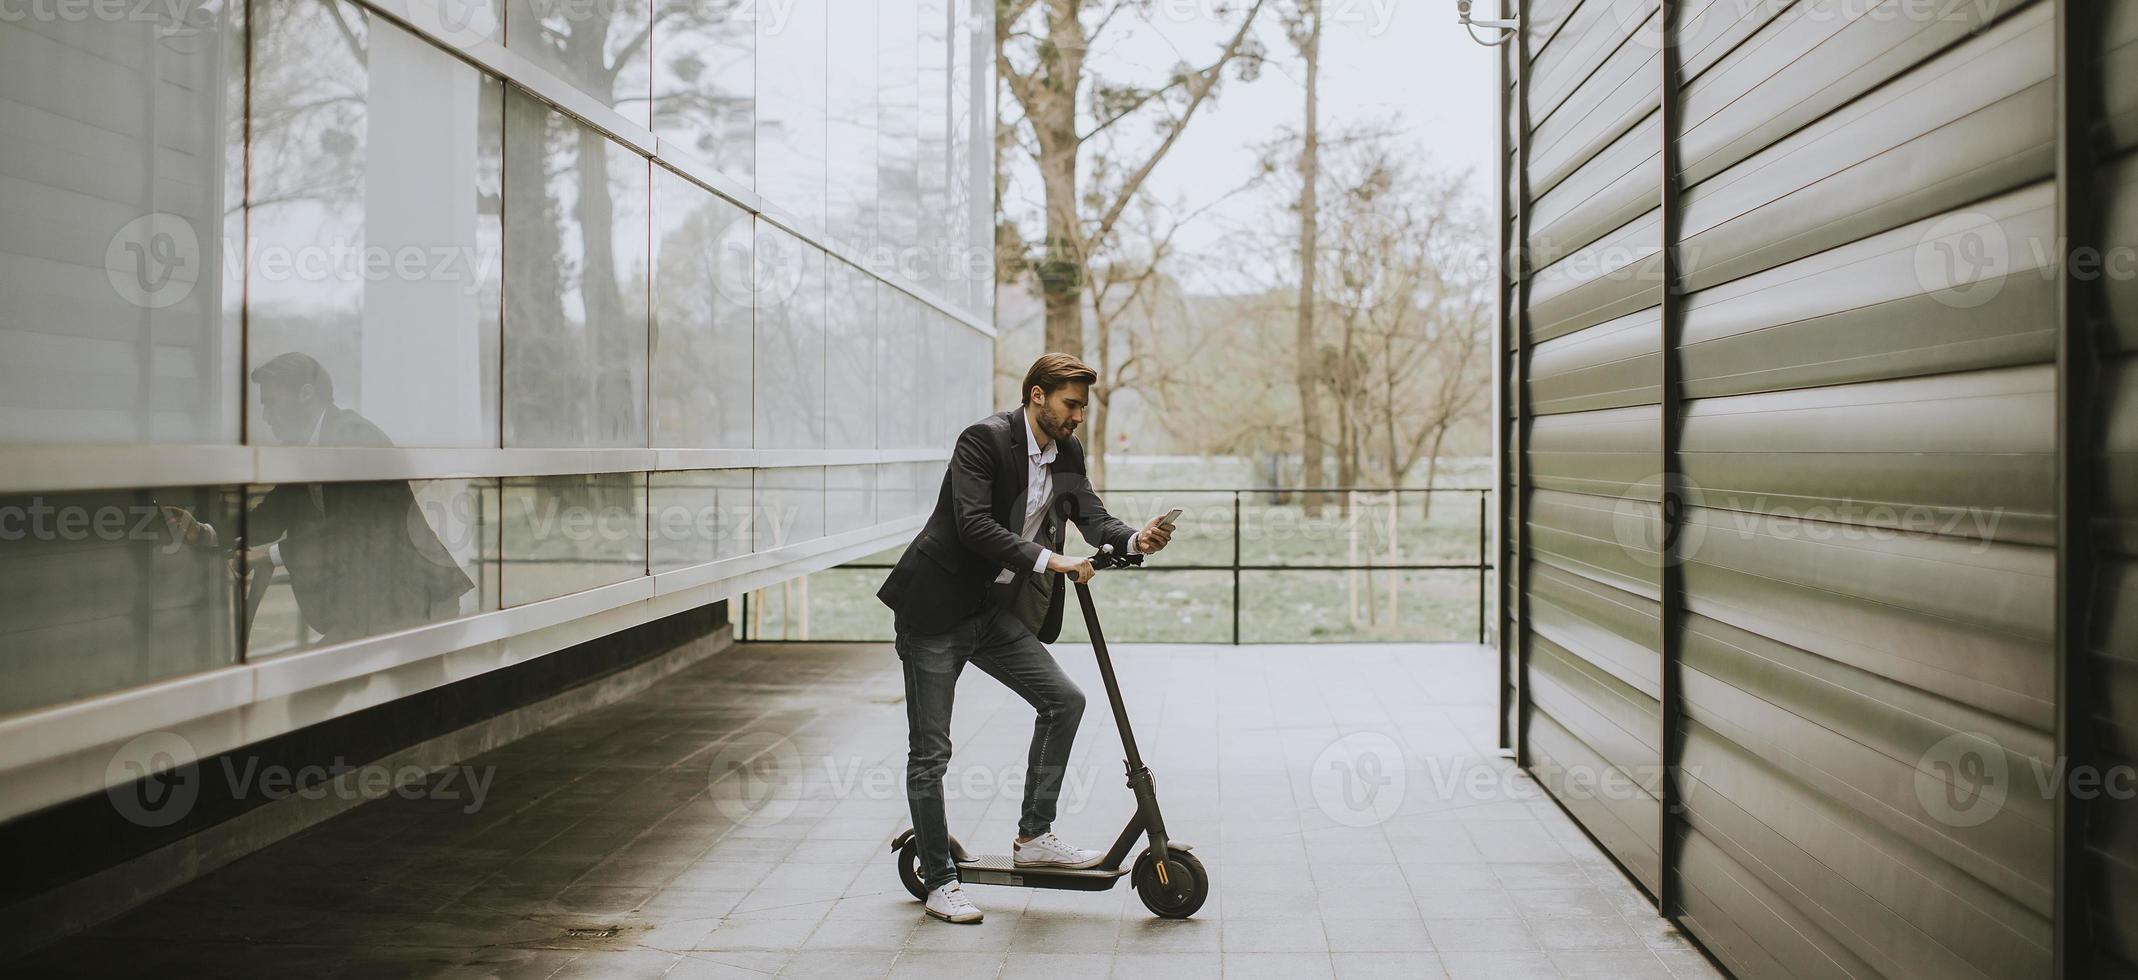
left=888, top=541, right=1211, bottom=919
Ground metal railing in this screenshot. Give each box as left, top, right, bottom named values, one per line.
left=741, top=486, right=1495, bottom=645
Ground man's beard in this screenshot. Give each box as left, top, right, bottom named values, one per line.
left=1037, top=404, right=1074, bottom=441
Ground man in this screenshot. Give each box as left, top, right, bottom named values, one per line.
left=164, top=353, right=473, bottom=645
left=876, top=353, right=1176, bottom=924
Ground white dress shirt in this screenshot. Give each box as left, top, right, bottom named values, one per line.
left=994, top=416, right=1136, bottom=584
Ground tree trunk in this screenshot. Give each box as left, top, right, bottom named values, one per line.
left=1294, top=0, right=1325, bottom=516
left=1091, top=293, right=1112, bottom=485
left=1036, top=0, right=1087, bottom=357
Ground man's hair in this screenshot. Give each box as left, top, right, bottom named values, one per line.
left=250, top=351, right=334, bottom=404
left=1022, top=352, right=1097, bottom=404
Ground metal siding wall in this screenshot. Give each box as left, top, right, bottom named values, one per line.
left=1497, top=0, right=2122, bottom=975
left=1516, top=0, right=1667, bottom=895
left=2086, top=3, right=2138, bottom=973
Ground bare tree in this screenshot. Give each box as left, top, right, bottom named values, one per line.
left=1283, top=0, right=1326, bottom=514
left=996, top=0, right=1270, bottom=358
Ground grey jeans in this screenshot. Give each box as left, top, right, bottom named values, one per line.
left=898, top=604, right=1087, bottom=891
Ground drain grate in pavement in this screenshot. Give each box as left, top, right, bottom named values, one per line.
left=562, top=927, right=618, bottom=940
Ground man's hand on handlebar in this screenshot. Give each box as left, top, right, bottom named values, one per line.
left=1047, top=552, right=1097, bottom=584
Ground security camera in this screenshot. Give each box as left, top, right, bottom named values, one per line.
left=1457, top=0, right=1519, bottom=45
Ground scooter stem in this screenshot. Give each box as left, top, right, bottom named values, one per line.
left=1074, top=579, right=1144, bottom=771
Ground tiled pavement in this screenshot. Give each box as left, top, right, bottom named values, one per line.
left=11, top=641, right=1727, bottom=979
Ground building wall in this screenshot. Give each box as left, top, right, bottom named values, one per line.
left=0, top=0, right=994, bottom=822
left=1500, top=0, right=2135, bottom=976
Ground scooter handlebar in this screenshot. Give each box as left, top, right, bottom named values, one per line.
left=1088, top=543, right=1145, bottom=571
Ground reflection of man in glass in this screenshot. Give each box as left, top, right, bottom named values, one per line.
left=166, top=353, right=473, bottom=645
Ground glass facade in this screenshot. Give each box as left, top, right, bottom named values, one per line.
left=0, top=0, right=992, bottom=715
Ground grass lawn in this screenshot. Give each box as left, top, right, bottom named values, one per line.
left=744, top=489, right=1497, bottom=644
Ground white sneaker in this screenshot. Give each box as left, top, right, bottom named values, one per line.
left=925, top=882, right=984, bottom=923
left=1013, top=831, right=1104, bottom=869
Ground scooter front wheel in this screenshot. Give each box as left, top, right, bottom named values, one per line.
left=1133, top=847, right=1209, bottom=918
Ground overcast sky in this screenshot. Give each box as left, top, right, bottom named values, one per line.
left=1012, top=0, right=1501, bottom=292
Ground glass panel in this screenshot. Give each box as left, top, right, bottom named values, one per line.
left=963, top=0, right=995, bottom=320
left=408, top=0, right=503, bottom=45
left=875, top=461, right=933, bottom=522
left=753, top=226, right=825, bottom=449
left=753, top=0, right=825, bottom=232
left=504, top=0, right=651, bottom=126
left=875, top=0, right=920, bottom=261
left=945, top=0, right=971, bottom=315
left=875, top=286, right=923, bottom=450
left=754, top=466, right=823, bottom=551
left=826, top=0, right=878, bottom=251
left=503, top=89, right=651, bottom=448
left=0, top=487, right=241, bottom=714
left=248, top=5, right=502, bottom=448
left=650, top=468, right=751, bottom=571
left=825, top=258, right=876, bottom=449
left=915, top=0, right=947, bottom=291
left=825, top=464, right=877, bottom=535
left=0, top=5, right=243, bottom=444
left=500, top=472, right=648, bottom=605
left=243, top=478, right=498, bottom=656
left=650, top=0, right=754, bottom=180
left=651, top=167, right=753, bottom=448
left=1240, top=570, right=1482, bottom=643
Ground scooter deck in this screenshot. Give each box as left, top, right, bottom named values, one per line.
left=956, top=854, right=1129, bottom=891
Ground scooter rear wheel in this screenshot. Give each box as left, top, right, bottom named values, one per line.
left=1133, top=848, right=1209, bottom=918
left=896, top=839, right=928, bottom=900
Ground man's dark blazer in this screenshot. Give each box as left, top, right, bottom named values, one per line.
left=876, top=407, right=1137, bottom=642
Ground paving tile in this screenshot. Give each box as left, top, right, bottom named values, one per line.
left=1220, top=951, right=1337, bottom=979
left=1424, top=917, right=1537, bottom=952
left=778, top=950, right=900, bottom=979
left=1439, top=951, right=1560, bottom=980
left=16, top=643, right=1722, bottom=977
left=1111, top=952, right=1221, bottom=979
left=1220, top=916, right=1330, bottom=953
left=1332, top=951, right=1449, bottom=979
left=1321, top=917, right=1435, bottom=953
